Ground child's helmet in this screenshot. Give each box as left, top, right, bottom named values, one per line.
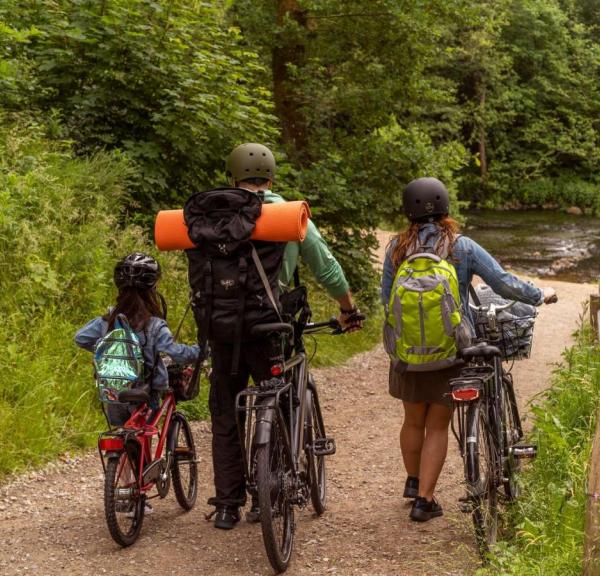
left=403, top=177, right=450, bottom=222
left=225, top=143, right=276, bottom=184
left=114, top=253, right=161, bottom=290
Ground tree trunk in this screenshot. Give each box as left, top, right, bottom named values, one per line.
left=272, top=0, right=308, bottom=165
left=478, top=82, right=488, bottom=181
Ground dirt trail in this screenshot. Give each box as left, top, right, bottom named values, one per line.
left=0, top=234, right=595, bottom=576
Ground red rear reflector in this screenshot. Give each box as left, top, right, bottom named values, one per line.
left=99, top=438, right=124, bottom=451
left=270, top=364, right=283, bottom=376
left=451, top=388, right=480, bottom=402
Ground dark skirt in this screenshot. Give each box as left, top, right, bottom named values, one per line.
left=388, top=362, right=463, bottom=407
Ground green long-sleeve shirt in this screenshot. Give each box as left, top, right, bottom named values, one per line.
left=263, top=190, right=350, bottom=299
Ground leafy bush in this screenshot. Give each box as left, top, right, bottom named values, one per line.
left=514, top=176, right=600, bottom=214
left=480, top=324, right=600, bottom=575
left=1, top=0, right=276, bottom=210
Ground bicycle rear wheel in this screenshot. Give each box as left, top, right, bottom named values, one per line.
left=465, top=402, right=499, bottom=553
left=104, top=453, right=144, bottom=547
left=256, top=414, right=294, bottom=573
left=170, top=414, right=198, bottom=510
left=305, top=386, right=326, bottom=515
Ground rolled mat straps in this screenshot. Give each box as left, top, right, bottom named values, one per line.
left=154, top=200, right=311, bottom=251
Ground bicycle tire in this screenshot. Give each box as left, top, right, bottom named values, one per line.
left=104, top=454, right=144, bottom=547
left=305, top=386, right=326, bottom=515
left=170, top=415, right=198, bottom=511
left=501, top=375, right=522, bottom=501
left=256, top=415, right=294, bottom=573
left=465, top=402, right=499, bottom=553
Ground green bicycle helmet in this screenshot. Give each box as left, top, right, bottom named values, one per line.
left=225, top=143, right=276, bottom=184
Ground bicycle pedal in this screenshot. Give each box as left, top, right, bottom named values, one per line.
left=313, top=437, right=336, bottom=456
left=511, top=444, right=537, bottom=459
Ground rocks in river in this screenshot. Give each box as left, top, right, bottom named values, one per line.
left=565, top=206, right=583, bottom=216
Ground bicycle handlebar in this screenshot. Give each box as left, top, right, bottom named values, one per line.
left=304, top=313, right=367, bottom=335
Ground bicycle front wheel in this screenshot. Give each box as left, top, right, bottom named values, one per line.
left=104, top=453, right=144, bottom=547
left=305, top=386, right=327, bottom=515
left=170, top=414, right=198, bottom=511
left=256, top=415, right=294, bottom=573
left=501, top=374, right=522, bottom=501
left=465, top=402, right=499, bottom=554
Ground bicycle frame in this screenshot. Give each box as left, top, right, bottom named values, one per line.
left=235, top=350, right=309, bottom=497
left=98, top=391, right=176, bottom=493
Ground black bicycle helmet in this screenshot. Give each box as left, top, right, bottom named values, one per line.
left=114, top=253, right=161, bottom=290
left=403, top=177, right=450, bottom=222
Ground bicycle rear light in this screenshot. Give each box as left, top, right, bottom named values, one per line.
left=451, top=388, right=480, bottom=402
left=99, top=437, right=124, bottom=451
left=270, top=364, right=283, bottom=376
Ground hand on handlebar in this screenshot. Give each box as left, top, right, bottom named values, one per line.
left=338, top=309, right=364, bottom=333
left=542, top=287, right=558, bottom=305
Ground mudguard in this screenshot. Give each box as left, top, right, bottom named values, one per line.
left=254, top=397, right=277, bottom=446
left=167, top=412, right=183, bottom=455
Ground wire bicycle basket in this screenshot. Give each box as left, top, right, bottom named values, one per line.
left=472, top=284, right=538, bottom=361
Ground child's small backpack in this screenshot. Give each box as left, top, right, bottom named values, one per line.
left=93, top=314, right=145, bottom=403
left=383, top=241, right=470, bottom=373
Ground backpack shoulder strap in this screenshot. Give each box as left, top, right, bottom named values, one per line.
left=251, top=245, right=282, bottom=322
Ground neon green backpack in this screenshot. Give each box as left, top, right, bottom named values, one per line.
left=383, top=249, right=470, bottom=372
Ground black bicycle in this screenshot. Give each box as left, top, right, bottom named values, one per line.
left=235, top=288, right=364, bottom=573
left=450, top=297, right=539, bottom=554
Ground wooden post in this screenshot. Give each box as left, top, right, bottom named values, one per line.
left=584, top=407, right=600, bottom=575
left=591, top=294, right=600, bottom=341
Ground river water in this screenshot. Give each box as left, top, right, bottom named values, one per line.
left=464, top=210, right=600, bottom=283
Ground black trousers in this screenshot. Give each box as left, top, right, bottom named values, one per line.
left=208, top=340, right=272, bottom=508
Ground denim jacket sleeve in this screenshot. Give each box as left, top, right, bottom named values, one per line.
left=74, top=316, right=107, bottom=352
left=380, top=240, right=397, bottom=307
left=154, top=321, right=200, bottom=364
left=466, top=238, right=543, bottom=306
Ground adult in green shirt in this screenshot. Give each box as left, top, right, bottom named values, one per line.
left=207, top=143, right=362, bottom=530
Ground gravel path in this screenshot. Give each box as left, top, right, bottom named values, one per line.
left=0, top=234, right=594, bottom=576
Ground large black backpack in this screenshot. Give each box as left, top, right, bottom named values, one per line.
left=184, top=188, right=285, bottom=372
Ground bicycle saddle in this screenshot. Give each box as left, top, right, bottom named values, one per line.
left=118, top=388, right=151, bottom=404
left=460, top=343, right=502, bottom=360
left=249, top=322, right=293, bottom=339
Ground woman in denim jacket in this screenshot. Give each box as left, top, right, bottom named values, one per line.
left=381, top=177, right=556, bottom=522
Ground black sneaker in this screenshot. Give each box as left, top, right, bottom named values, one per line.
left=403, top=476, right=419, bottom=499
left=245, top=496, right=260, bottom=524
left=409, top=497, right=443, bottom=522
left=213, top=506, right=240, bottom=530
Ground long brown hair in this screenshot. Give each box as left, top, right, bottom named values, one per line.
left=391, top=215, right=461, bottom=269
left=105, top=286, right=165, bottom=331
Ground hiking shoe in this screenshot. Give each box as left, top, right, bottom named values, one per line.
left=213, top=506, right=240, bottom=530
left=403, top=476, right=419, bottom=499
left=409, top=497, right=443, bottom=522
left=245, top=497, right=260, bottom=524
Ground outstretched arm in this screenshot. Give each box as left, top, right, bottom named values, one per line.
left=468, top=239, right=544, bottom=305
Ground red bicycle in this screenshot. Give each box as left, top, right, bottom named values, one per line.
left=97, top=380, right=198, bottom=547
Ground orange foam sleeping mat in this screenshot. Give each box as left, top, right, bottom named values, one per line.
left=154, top=200, right=311, bottom=251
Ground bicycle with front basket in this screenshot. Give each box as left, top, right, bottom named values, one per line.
left=235, top=287, right=364, bottom=573
left=450, top=291, right=552, bottom=554
left=97, top=373, right=198, bottom=547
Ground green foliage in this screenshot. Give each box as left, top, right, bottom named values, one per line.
left=0, top=119, right=209, bottom=476
left=1, top=0, right=276, bottom=210
left=516, top=176, right=600, bottom=214
left=479, top=325, right=600, bottom=575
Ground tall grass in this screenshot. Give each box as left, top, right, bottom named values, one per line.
left=0, top=120, right=381, bottom=478
left=479, top=323, right=600, bottom=575
left=0, top=120, right=199, bottom=476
